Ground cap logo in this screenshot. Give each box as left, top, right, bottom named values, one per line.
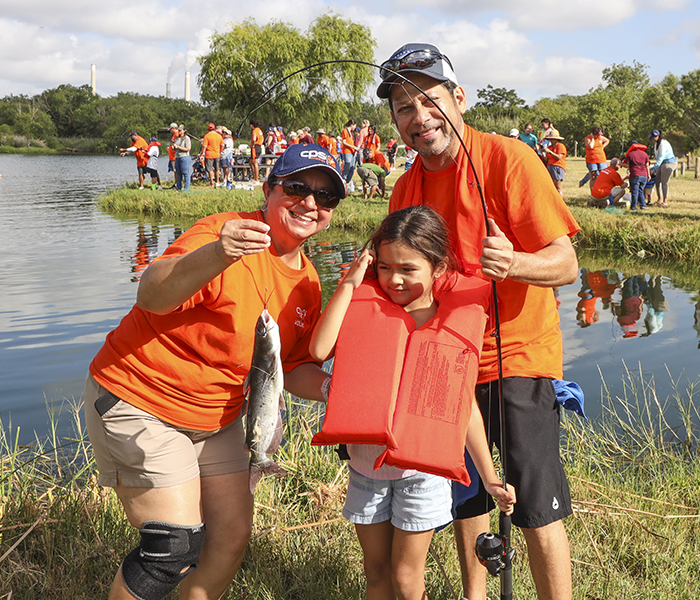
left=299, top=149, right=338, bottom=169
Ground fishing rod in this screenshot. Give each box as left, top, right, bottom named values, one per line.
left=235, top=58, right=513, bottom=599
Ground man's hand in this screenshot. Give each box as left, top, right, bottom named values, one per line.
left=481, top=219, right=514, bottom=282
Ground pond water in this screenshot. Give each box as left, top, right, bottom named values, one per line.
left=1, top=154, right=699, bottom=444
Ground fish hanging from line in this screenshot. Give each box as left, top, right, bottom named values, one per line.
left=244, top=308, right=288, bottom=495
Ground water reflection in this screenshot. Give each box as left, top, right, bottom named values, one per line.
left=1, top=153, right=700, bottom=442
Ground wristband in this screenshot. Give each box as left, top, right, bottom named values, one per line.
left=321, top=376, right=332, bottom=402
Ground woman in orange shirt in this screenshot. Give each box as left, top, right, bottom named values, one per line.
left=249, top=118, right=264, bottom=183
left=84, top=144, right=347, bottom=600
left=543, top=130, right=567, bottom=197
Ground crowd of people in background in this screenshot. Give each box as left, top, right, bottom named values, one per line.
left=120, top=113, right=679, bottom=210
left=120, top=114, right=407, bottom=195
left=505, top=119, right=678, bottom=209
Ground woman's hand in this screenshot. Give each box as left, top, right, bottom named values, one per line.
left=216, top=219, right=271, bottom=265
left=483, top=480, right=517, bottom=515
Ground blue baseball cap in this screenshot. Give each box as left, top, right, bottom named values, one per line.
left=649, top=129, right=661, bottom=139
left=268, top=143, right=347, bottom=199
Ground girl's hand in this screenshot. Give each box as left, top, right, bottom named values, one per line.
left=342, top=249, right=374, bottom=290
left=484, top=480, right=516, bottom=515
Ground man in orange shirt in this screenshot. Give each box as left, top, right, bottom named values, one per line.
left=120, top=131, right=149, bottom=189
left=340, top=119, right=358, bottom=192
left=316, top=128, right=331, bottom=152
left=542, top=130, right=567, bottom=197
left=249, top=118, right=264, bottom=184
left=377, top=43, right=579, bottom=600
left=589, top=158, right=628, bottom=208
left=201, top=123, right=224, bottom=187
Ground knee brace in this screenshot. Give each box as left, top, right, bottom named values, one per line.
left=121, top=521, right=206, bottom=600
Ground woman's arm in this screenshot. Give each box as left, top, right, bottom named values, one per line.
left=137, top=219, right=271, bottom=315
left=309, top=249, right=373, bottom=362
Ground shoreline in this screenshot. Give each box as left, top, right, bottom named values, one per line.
left=99, top=157, right=700, bottom=261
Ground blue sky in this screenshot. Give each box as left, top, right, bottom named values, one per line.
left=0, top=0, right=698, bottom=107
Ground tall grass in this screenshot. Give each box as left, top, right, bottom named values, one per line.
left=2, top=370, right=700, bottom=599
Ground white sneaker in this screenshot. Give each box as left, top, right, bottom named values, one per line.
left=348, top=181, right=355, bottom=193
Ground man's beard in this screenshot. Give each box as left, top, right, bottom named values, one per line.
left=412, top=126, right=455, bottom=158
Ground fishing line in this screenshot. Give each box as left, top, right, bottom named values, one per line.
left=235, top=57, right=511, bottom=595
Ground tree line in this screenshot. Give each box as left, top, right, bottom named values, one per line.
left=1, top=11, right=700, bottom=158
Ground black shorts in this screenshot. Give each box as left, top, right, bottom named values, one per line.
left=205, top=157, right=220, bottom=172
left=454, top=377, right=572, bottom=529
left=144, top=167, right=159, bottom=178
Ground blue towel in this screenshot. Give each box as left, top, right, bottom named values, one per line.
left=553, top=379, right=587, bottom=419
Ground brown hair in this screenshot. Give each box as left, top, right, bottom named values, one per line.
left=367, top=205, right=455, bottom=273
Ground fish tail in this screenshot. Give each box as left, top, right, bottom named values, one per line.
left=248, top=460, right=288, bottom=495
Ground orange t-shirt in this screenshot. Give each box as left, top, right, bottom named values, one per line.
left=584, top=135, right=607, bottom=164
left=131, top=136, right=149, bottom=167
left=251, top=127, right=264, bottom=147
left=168, top=134, right=177, bottom=161
left=90, top=210, right=323, bottom=431
left=547, top=142, right=567, bottom=170
left=202, top=131, right=223, bottom=159
left=316, top=134, right=331, bottom=152
left=341, top=128, right=355, bottom=154
left=591, top=167, right=624, bottom=199
left=390, top=125, right=579, bottom=383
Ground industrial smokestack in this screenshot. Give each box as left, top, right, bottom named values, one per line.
left=166, top=82, right=171, bottom=98
left=184, top=71, right=191, bottom=102
left=91, top=64, right=96, bottom=95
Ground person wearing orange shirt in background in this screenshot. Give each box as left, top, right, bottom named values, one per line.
left=249, top=118, right=264, bottom=184
left=327, top=131, right=339, bottom=158
left=356, top=119, right=370, bottom=164
left=167, top=122, right=179, bottom=187
left=542, top=130, right=567, bottom=197
left=201, top=123, right=225, bottom=187
left=316, top=128, right=332, bottom=153
left=340, top=119, right=358, bottom=192
left=588, top=158, right=628, bottom=208
left=579, top=126, right=610, bottom=189
left=120, top=131, right=149, bottom=189
left=378, top=42, right=579, bottom=600
left=288, top=131, right=299, bottom=146
left=364, top=125, right=390, bottom=172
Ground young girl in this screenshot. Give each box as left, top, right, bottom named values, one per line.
left=310, top=206, right=515, bottom=600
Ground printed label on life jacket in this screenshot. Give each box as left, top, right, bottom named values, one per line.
left=405, top=340, right=472, bottom=425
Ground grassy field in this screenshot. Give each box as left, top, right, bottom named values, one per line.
left=2, top=370, right=699, bottom=599
left=99, top=156, right=700, bottom=260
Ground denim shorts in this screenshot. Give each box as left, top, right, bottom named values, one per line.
left=343, top=467, right=453, bottom=532
left=586, top=162, right=607, bottom=172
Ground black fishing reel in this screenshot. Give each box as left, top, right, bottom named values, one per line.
left=475, top=531, right=514, bottom=577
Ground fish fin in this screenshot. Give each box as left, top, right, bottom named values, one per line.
left=249, top=460, right=288, bottom=495
left=243, top=372, right=250, bottom=399
left=267, top=407, right=284, bottom=457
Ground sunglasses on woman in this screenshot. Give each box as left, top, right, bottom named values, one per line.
left=270, top=178, right=340, bottom=209
left=380, top=48, right=454, bottom=81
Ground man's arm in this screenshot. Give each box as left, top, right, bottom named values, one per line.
left=480, top=220, right=578, bottom=287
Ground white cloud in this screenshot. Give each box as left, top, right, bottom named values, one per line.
left=364, top=16, right=605, bottom=105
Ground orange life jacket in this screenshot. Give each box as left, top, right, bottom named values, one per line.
left=312, top=272, right=491, bottom=485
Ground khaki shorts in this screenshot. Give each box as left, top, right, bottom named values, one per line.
left=84, top=374, right=250, bottom=489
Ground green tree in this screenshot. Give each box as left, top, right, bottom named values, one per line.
left=39, top=84, right=96, bottom=137
left=474, top=85, right=526, bottom=111
left=574, top=61, right=651, bottom=155
left=198, top=12, right=376, bottom=135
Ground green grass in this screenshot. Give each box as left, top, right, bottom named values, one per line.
left=99, top=158, right=700, bottom=260
left=2, top=370, right=700, bottom=599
